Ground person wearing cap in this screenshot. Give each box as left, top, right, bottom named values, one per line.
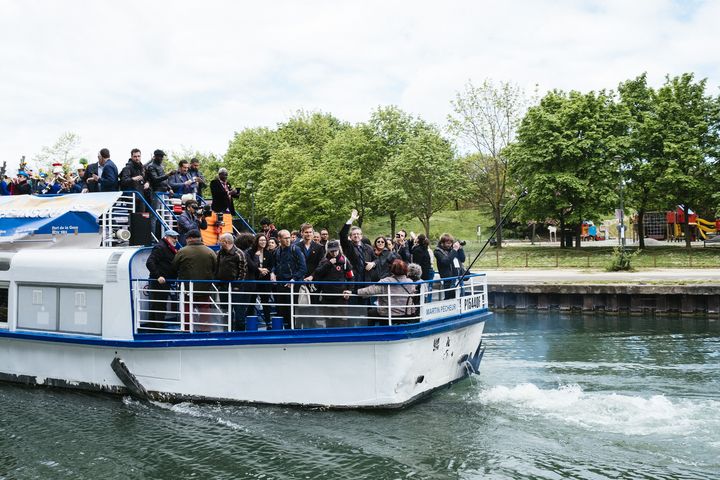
left=309, top=240, right=353, bottom=327
left=13, top=171, right=31, bottom=195
left=146, top=149, right=176, bottom=236
left=209, top=167, right=239, bottom=216
left=176, top=198, right=207, bottom=245
left=145, top=229, right=180, bottom=330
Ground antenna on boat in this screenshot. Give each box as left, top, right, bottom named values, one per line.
left=454, top=188, right=527, bottom=287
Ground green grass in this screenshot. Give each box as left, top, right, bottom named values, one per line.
left=362, top=208, right=720, bottom=269
left=465, top=246, right=720, bottom=269
left=361, top=208, right=493, bottom=243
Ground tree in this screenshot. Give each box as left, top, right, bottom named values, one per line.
left=385, top=127, right=461, bottom=236
left=617, top=73, right=665, bottom=249
left=653, top=73, right=720, bottom=248
left=509, top=89, right=624, bottom=248
left=448, top=80, right=530, bottom=247
left=32, top=132, right=82, bottom=172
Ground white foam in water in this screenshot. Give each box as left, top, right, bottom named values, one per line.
left=479, top=383, right=720, bottom=437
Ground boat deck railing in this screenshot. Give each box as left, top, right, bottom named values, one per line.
left=131, top=274, right=487, bottom=334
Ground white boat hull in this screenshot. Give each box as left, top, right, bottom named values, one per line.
left=0, top=316, right=486, bottom=408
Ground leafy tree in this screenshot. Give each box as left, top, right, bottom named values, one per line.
left=509, top=89, right=625, bottom=248
left=224, top=127, right=279, bottom=216
left=653, top=73, right=720, bottom=248
left=448, top=80, right=530, bottom=247
left=385, top=127, right=462, bottom=236
left=617, top=73, right=665, bottom=249
left=32, top=132, right=82, bottom=172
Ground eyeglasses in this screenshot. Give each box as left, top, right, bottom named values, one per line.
left=376, top=240, right=385, bottom=244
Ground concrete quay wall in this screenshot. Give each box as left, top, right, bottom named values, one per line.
left=489, top=284, right=720, bottom=315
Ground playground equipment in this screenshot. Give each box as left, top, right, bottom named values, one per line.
left=665, top=206, right=720, bottom=241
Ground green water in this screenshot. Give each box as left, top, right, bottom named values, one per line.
left=1, top=313, right=719, bottom=479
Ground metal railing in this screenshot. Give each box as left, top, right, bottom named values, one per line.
left=131, top=274, right=487, bottom=334
left=99, top=191, right=174, bottom=247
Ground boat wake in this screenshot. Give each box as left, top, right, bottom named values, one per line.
left=122, top=396, right=248, bottom=432
left=477, top=383, right=720, bottom=438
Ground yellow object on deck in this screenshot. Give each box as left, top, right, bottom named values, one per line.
left=201, top=212, right=234, bottom=246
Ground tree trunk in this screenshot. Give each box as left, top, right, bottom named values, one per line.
left=494, top=207, right=503, bottom=250
left=575, top=223, right=582, bottom=250
left=638, top=209, right=646, bottom=249
left=683, top=204, right=692, bottom=249
left=531, top=223, right=536, bottom=245
left=389, top=212, right=397, bottom=239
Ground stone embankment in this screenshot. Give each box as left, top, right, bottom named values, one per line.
left=485, top=269, right=720, bottom=315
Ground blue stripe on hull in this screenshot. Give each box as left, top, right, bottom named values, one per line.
left=0, top=309, right=491, bottom=348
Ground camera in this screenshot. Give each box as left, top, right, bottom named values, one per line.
left=201, top=204, right=213, bottom=217
left=458, top=240, right=467, bottom=247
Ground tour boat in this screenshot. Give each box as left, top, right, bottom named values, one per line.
left=0, top=192, right=490, bottom=408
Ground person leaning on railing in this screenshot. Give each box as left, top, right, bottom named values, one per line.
left=357, top=259, right=418, bottom=325
left=145, top=229, right=180, bottom=330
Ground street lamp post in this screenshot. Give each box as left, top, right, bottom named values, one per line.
left=246, top=179, right=255, bottom=231
left=615, top=155, right=625, bottom=250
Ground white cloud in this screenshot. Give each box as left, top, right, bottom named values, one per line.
left=1, top=0, right=718, bottom=172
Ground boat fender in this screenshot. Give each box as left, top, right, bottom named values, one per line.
left=111, top=357, right=151, bottom=401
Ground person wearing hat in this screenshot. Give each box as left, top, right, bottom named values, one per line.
left=145, top=229, right=180, bottom=331
left=308, top=240, right=353, bottom=328
left=146, top=149, right=176, bottom=236
left=72, top=165, right=86, bottom=193
left=176, top=198, right=207, bottom=245
left=13, top=171, right=31, bottom=195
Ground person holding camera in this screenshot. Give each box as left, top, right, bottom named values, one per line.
left=177, top=199, right=208, bottom=245
left=434, top=233, right=466, bottom=300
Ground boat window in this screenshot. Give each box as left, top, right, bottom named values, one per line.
left=0, top=285, right=7, bottom=324
left=16, top=285, right=102, bottom=335
left=0, top=258, right=10, bottom=271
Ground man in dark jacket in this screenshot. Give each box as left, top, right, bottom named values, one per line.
left=215, top=233, right=249, bottom=331
left=169, top=160, right=199, bottom=197
left=434, top=233, right=466, bottom=300
left=82, top=162, right=99, bottom=193
left=270, top=229, right=307, bottom=328
left=146, top=149, right=175, bottom=236
left=177, top=199, right=208, bottom=245
left=120, top=148, right=149, bottom=211
left=96, top=148, right=119, bottom=192
left=188, top=158, right=207, bottom=198
left=145, top=229, right=179, bottom=330
left=339, top=209, right=376, bottom=284
left=209, top=168, right=239, bottom=216
left=172, top=229, right=219, bottom=332
left=295, top=223, right=325, bottom=280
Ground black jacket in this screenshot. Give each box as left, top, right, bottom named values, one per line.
left=215, top=246, right=247, bottom=282
left=210, top=178, right=238, bottom=215
left=313, top=254, right=353, bottom=293
left=83, top=163, right=100, bottom=193
left=120, top=160, right=146, bottom=193
left=339, top=222, right=376, bottom=282
left=146, top=160, right=171, bottom=192
left=146, top=239, right=177, bottom=280
left=433, top=246, right=466, bottom=279
left=295, top=240, right=325, bottom=276
left=411, top=244, right=433, bottom=280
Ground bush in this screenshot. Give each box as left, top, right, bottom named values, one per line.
left=606, top=246, right=639, bottom=271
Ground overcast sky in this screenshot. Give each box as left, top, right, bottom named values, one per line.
left=1, top=0, right=718, bottom=172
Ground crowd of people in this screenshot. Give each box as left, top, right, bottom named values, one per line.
left=145, top=208, right=467, bottom=332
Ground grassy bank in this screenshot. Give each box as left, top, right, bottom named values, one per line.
left=464, top=246, right=720, bottom=269
left=361, top=208, right=493, bottom=243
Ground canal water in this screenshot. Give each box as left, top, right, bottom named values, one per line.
left=1, top=313, right=718, bottom=479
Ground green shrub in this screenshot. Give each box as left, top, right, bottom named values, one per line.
left=606, top=247, right=639, bottom=271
